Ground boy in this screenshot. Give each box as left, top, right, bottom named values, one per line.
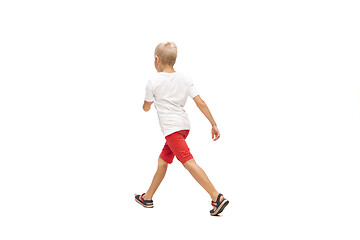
left=135, top=42, right=229, bottom=216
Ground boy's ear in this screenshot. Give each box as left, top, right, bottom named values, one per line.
left=155, top=55, right=160, bottom=63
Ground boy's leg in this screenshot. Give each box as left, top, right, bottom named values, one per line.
left=183, top=159, right=224, bottom=203
left=142, top=157, right=168, bottom=201
left=165, top=131, right=224, bottom=203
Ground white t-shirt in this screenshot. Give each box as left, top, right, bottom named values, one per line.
left=144, top=72, right=199, bottom=137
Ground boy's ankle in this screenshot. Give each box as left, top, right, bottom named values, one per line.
left=143, top=193, right=152, bottom=200
left=211, top=192, right=220, bottom=202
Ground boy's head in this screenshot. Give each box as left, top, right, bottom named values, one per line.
left=154, top=42, right=177, bottom=70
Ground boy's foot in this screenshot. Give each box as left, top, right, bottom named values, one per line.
left=210, top=193, right=229, bottom=216
left=134, top=193, right=154, bottom=208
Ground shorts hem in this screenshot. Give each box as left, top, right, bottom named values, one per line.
left=159, top=154, right=173, bottom=164
left=179, top=155, right=194, bottom=165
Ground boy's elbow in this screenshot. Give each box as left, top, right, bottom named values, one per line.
left=143, top=106, right=149, bottom=112
left=143, top=101, right=153, bottom=112
left=196, top=100, right=207, bottom=109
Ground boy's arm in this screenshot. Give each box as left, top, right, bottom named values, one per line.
left=144, top=80, right=154, bottom=112
left=193, top=95, right=220, bottom=141
left=143, top=101, right=153, bottom=112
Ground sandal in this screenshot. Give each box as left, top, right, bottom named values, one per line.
left=210, top=193, right=229, bottom=216
left=135, top=193, right=154, bottom=208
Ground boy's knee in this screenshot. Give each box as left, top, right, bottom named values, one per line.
left=158, top=157, right=169, bottom=168
left=183, top=158, right=195, bottom=170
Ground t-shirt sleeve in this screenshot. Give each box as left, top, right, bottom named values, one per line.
left=187, top=78, right=199, bottom=98
left=144, top=80, right=155, bottom=102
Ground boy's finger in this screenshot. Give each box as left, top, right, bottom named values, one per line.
left=213, top=135, right=217, bottom=141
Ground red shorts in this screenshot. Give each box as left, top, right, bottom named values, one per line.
left=160, top=130, right=193, bottom=164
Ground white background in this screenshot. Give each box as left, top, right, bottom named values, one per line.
left=1, top=0, right=359, bottom=239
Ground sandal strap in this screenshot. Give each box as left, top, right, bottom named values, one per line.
left=140, top=193, right=153, bottom=204
left=216, top=193, right=223, bottom=203
left=211, top=193, right=223, bottom=207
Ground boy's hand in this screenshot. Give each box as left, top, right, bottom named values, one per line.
left=212, top=125, right=220, bottom=141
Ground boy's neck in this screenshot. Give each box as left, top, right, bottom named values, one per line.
left=159, top=64, right=175, bottom=73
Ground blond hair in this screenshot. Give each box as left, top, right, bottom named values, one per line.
left=154, top=42, right=177, bottom=66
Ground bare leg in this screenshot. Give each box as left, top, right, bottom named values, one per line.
left=183, top=159, right=223, bottom=203
left=142, top=157, right=168, bottom=201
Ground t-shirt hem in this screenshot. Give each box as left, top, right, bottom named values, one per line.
left=163, top=127, right=190, bottom=137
